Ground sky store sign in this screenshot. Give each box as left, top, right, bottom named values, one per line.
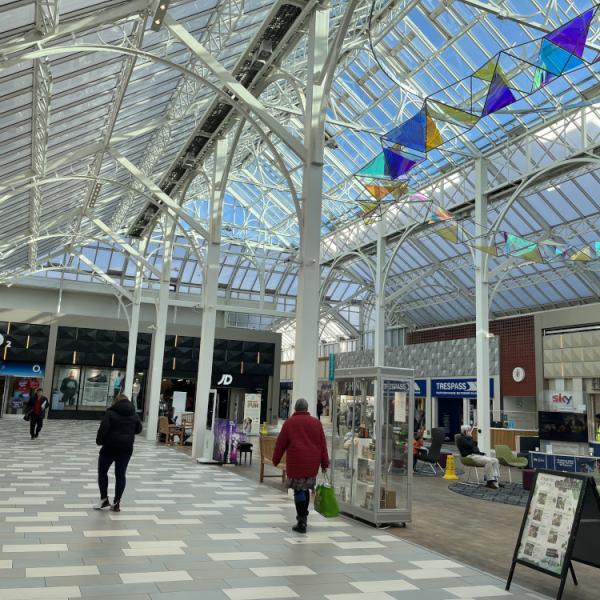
left=432, top=378, right=494, bottom=398
left=544, top=390, right=584, bottom=411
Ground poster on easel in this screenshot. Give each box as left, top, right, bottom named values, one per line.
left=242, top=393, right=261, bottom=436
left=506, top=470, right=600, bottom=600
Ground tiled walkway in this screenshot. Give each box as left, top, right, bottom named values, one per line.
left=0, top=419, right=548, bottom=600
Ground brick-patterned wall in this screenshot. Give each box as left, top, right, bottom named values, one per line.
left=408, top=316, right=536, bottom=397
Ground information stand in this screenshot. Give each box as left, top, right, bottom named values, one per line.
left=506, top=469, right=600, bottom=600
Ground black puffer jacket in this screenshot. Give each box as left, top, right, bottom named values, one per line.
left=456, top=434, right=483, bottom=458
left=96, top=399, right=142, bottom=456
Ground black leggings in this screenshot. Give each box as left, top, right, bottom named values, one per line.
left=98, top=453, right=131, bottom=502
left=294, top=489, right=310, bottom=518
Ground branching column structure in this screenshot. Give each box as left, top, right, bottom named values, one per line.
left=29, top=0, right=58, bottom=268
left=374, top=218, right=386, bottom=367
left=292, top=4, right=330, bottom=414
left=145, top=216, right=177, bottom=441
left=192, top=138, right=228, bottom=460
left=124, top=239, right=148, bottom=400
left=474, top=157, right=491, bottom=454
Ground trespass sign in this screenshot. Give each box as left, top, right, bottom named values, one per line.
left=431, top=378, right=494, bottom=398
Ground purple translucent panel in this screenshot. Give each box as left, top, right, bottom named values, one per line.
left=545, top=7, right=595, bottom=57
left=482, top=71, right=517, bottom=116
left=383, top=148, right=416, bottom=179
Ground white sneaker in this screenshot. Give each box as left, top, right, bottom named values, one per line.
left=94, top=498, right=111, bottom=510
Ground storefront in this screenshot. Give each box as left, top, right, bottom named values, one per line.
left=0, top=361, right=46, bottom=417
left=50, top=326, right=151, bottom=420
left=158, top=335, right=276, bottom=428
left=432, top=377, right=495, bottom=441
left=276, top=379, right=334, bottom=422
left=540, top=323, right=600, bottom=449
left=51, top=365, right=147, bottom=418
left=0, top=321, right=50, bottom=418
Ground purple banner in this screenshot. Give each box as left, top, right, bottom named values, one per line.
left=213, top=418, right=241, bottom=464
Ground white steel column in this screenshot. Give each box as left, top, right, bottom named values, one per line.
left=292, top=5, right=329, bottom=415
left=145, top=216, right=176, bottom=440
left=374, top=218, right=386, bottom=367
left=124, top=240, right=147, bottom=399
left=474, top=157, right=491, bottom=454
left=192, top=137, right=228, bottom=460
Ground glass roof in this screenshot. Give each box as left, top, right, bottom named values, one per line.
left=0, top=0, right=599, bottom=350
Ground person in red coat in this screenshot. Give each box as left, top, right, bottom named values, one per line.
left=272, top=398, right=330, bottom=533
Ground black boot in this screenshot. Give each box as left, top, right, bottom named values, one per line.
left=292, top=516, right=307, bottom=534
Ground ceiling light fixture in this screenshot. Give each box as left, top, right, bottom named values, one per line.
left=88, top=182, right=102, bottom=208
left=150, top=0, right=171, bottom=32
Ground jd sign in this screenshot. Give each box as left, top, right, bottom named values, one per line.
left=217, top=374, right=233, bottom=386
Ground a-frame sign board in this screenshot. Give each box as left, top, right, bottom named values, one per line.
left=506, top=469, right=600, bottom=600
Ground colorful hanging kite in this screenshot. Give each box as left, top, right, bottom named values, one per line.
left=355, top=5, right=600, bottom=195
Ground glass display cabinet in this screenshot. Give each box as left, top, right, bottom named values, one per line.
left=331, top=366, right=414, bottom=526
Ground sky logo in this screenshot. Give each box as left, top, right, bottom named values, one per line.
left=552, top=393, right=572, bottom=405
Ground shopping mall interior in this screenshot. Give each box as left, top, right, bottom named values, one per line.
left=0, top=1, right=599, bottom=599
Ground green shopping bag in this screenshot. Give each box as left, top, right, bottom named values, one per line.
left=314, top=474, right=339, bottom=518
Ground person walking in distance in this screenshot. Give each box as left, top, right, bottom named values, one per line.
left=27, top=388, right=49, bottom=439
left=95, top=393, right=142, bottom=512
left=272, top=398, right=329, bottom=534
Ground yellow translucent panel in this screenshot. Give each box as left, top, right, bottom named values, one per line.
left=436, top=223, right=459, bottom=243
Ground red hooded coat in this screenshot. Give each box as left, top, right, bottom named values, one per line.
left=272, top=410, right=330, bottom=478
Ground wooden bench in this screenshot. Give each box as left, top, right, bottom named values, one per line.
left=259, top=435, right=286, bottom=485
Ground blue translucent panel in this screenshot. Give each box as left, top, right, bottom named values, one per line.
left=385, top=109, right=427, bottom=152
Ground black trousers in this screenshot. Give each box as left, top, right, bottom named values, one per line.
left=293, top=489, right=310, bottom=519
left=98, top=453, right=131, bottom=502
left=30, top=414, right=43, bottom=438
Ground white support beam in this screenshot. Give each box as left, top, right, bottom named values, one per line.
left=164, top=14, right=304, bottom=159
left=124, top=238, right=148, bottom=400
left=0, top=0, right=151, bottom=56
left=109, top=148, right=210, bottom=240
left=474, top=157, right=491, bottom=455
left=292, top=3, right=329, bottom=415
left=76, top=254, right=134, bottom=303
left=29, top=3, right=54, bottom=269
left=374, top=218, right=386, bottom=367
left=91, top=217, right=161, bottom=279
left=192, top=137, right=228, bottom=460
left=145, top=215, right=176, bottom=440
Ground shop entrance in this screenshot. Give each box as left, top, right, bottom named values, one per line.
left=437, top=397, right=463, bottom=441
left=1, top=376, right=42, bottom=416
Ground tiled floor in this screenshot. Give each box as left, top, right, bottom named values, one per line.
left=0, top=419, right=549, bottom=600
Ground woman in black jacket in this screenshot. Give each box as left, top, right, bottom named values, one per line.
left=95, top=394, right=142, bottom=512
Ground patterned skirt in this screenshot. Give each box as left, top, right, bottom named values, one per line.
left=286, top=476, right=317, bottom=491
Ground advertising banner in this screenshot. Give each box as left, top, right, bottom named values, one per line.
left=213, top=418, right=239, bottom=464
left=54, top=367, right=80, bottom=409
left=544, top=390, right=585, bottom=412
left=414, top=379, right=426, bottom=397
left=432, top=377, right=494, bottom=398
left=81, top=367, right=110, bottom=407
left=529, top=452, right=599, bottom=475
left=507, top=470, right=600, bottom=598
left=516, top=472, right=583, bottom=574
left=0, top=361, right=45, bottom=378
left=242, top=394, right=261, bottom=435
